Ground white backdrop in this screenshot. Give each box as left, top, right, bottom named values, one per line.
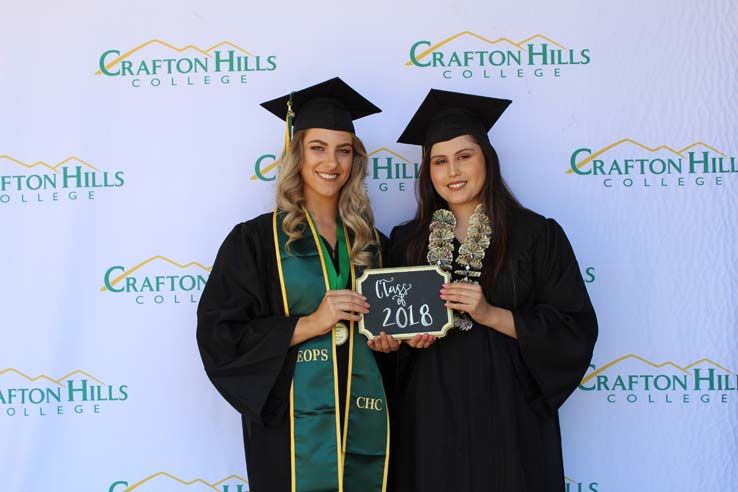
left=1, top=1, right=737, bottom=491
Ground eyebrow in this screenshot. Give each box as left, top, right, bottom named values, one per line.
left=430, top=147, right=476, bottom=159
left=307, top=139, right=328, bottom=146
left=306, top=139, right=353, bottom=148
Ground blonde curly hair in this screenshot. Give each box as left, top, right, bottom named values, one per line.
left=275, top=129, right=378, bottom=267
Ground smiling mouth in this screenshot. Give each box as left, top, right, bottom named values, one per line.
left=316, top=171, right=339, bottom=181
left=447, top=181, right=467, bottom=190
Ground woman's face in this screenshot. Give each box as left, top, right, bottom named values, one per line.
left=300, top=128, right=354, bottom=203
left=429, top=134, right=486, bottom=209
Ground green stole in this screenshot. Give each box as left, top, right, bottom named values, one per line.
left=272, top=209, right=389, bottom=492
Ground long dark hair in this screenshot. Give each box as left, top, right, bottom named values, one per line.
left=405, top=134, right=522, bottom=289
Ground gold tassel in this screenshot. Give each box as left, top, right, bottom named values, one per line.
left=284, top=93, right=295, bottom=152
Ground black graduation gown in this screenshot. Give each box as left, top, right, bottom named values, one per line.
left=385, top=207, right=598, bottom=492
left=196, top=211, right=386, bottom=492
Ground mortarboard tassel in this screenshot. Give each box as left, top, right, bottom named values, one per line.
left=284, top=92, right=295, bottom=152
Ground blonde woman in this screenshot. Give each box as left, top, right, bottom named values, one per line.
left=197, top=78, right=398, bottom=492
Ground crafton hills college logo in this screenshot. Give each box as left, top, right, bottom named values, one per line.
left=101, top=256, right=211, bottom=305
left=0, top=368, right=128, bottom=417
left=567, top=139, right=737, bottom=189
left=579, top=354, right=738, bottom=405
left=251, top=147, right=419, bottom=193
left=406, top=31, right=591, bottom=80
left=96, top=40, right=277, bottom=88
left=108, top=472, right=248, bottom=492
left=0, top=155, right=125, bottom=205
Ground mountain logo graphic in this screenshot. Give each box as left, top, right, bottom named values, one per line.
left=578, top=354, right=738, bottom=404
left=100, top=256, right=211, bottom=305
left=96, top=39, right=278, bottom=84
left=566, top=139, right=737, bottom=188
left=108, top=472, right=249, bottom=492
left=567, top=140, right=730, bottom=174
left=0, top=155, right=125, bottom=203
left=406, top=31, right=591, bottom=73
left=96, top=40, right=255, bottom=75
left=367, top=147, right=419, bottom=181
left=581, top=354, right=733, bottom=386
left=0, top=368, right=105, bottom=386
left=0, top=155, right=102, bottom=173
left=0, top=368, right=129, bottom=414
left=101, top=256, right=212, bottom=293
left=406, top=32, right=568, bottom=66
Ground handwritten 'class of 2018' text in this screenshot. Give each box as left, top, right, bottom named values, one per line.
left=374, top=277, right=433, bottom=329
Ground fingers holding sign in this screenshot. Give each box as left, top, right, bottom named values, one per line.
left=406, top=333, right=436, bottom=349
left=440, top=282, right=517, bottom=338
left=367, top=331, right=402, bottom=353
left=367, top=332, right=437, bottom=351
left=292, top=289, right=369, bottom=347
left=440, top=282, right=491, bottom=325
left=316, top=289, right=369, bottom=326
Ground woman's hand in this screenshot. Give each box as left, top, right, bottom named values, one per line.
left=440, top=282, right=517, bottom=338
left=292, top=290, right=369, bottom=346
left=406, top=333, right=436, bottom=349
left=311, top=289, right=369, bottom=328
left=440, top=282, right=491, bottom=324
left=368, top=332, right=402, bottom=353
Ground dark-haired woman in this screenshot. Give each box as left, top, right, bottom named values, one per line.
left=386, top=89, right=598, bottom=492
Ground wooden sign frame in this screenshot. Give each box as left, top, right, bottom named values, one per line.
left=356, top=265, right=454, bottom=340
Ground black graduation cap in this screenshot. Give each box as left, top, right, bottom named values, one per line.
left=397, top=89, right=512, bottom=148
left=260, top=77, right=381, bottom=135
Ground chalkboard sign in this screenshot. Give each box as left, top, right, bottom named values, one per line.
left=356, top=265, right=453, bottom=340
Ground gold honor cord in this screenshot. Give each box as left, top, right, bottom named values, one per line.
left=342, top=225, right=357, bottom=459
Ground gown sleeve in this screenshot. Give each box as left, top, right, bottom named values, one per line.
left=196, top=222, right=299, bottom=426
left=511, top=218, right=598, bottom=413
